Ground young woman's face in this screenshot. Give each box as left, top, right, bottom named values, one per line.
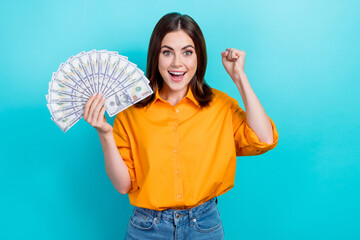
left=158, top=30, right=197, bottom=96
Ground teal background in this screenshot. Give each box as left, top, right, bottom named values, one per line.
left=1, top=0, right=359, bottom=239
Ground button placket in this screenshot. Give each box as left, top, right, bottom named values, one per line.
left=172, top=106, right=183, bottom=202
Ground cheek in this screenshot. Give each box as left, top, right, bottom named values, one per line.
left=186, top=58, right=197, bottom=71
left=158, top=56, right=170, bottom=70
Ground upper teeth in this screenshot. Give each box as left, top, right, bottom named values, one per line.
left=169, top=71, right=185, bottom=75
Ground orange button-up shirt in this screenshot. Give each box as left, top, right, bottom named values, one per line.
left=113, top=87, right=278, bottom=210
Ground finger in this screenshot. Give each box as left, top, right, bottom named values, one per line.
left=84, top=94, right=97, bottom=120
left=231, top=49, right=239, bottom=61
left=221, top=51, right=229, bottom=58
left=228, top=49, right=234, bottom=61
left=229, top=49, right=235, bottom=61
left=226, top=48, right=231, bottom=61
left=233, top=49, right=246, bottom=58
left=233, top=50, right=246, bottom=69
left=98, top=104, right=107, bottom=123
left=88, top=93, right=103, bottom=122
left=91, top=97, right=106, bottom=122
left=225, top=48, right=231, bottom=61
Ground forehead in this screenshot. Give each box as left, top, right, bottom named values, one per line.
left=161, top=30, right=195, bottom=48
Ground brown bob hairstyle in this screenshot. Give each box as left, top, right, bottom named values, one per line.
left=135, top=12, right=214, bottom=108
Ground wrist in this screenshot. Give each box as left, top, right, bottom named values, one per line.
left=233, top=71, right=247, bottom=84
left=98, top=128, right=113, bottom=140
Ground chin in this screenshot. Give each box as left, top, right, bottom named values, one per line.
left=168, top=82, right=189, bottom=91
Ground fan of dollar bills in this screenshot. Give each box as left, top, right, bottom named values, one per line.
left=46, top=50, right=153, bottom=133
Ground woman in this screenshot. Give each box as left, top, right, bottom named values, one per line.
left=84, top=12, right=278, bottom=240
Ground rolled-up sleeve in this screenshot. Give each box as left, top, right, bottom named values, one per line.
left=113, top=113, right=139, bottom=193
left=230, top=97, right=279, bottom=156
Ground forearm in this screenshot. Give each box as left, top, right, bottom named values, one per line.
left=235, top=72, right=274, bottom=144
left=98, top=132, right=131, bottom=194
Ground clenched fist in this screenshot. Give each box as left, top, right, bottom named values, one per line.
left=221, top=48, right=246, bottom=84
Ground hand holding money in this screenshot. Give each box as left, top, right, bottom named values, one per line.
left=46, top=50, right=154, bottom=132
left=84, top=93, right=112, bottom=136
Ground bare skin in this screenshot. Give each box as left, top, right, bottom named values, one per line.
left=221, top=48, right=274, bottom=144
left=83, top=37, right=274, bottom=196
left=84, top=93, right=131, bottom=194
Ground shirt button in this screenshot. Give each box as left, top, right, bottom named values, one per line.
left=177, top=194, right=181, bottom=198
left=175, top=108, right=179, bottom=113
left=174, top=149, right=178, bottom=153
left=175, top=170, right=180, bottom=175
left=173, top=126, right=177, bottom=131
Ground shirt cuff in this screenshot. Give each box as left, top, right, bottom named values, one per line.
left=244, top=116, right=279, bottom=152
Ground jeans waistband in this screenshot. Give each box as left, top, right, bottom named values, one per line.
left=133, top=197, right=218, bottom=222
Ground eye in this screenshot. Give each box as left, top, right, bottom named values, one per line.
left=162, top=50, right=172, bottom=56
left=184, top=50, right=193, bottom=56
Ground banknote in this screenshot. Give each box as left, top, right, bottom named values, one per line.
left=105, top=76, right=153, bottom=117
left=51, top=114, right=82, bottom=133
left=47, top=101, right=84, bottom=113
left=103, top=61, right=137, bottom=97
left=46, top=50, right=154, bottom=132
left=66, top=54, right=94, bottom=95
left=59, top=63, right=92, bottom=97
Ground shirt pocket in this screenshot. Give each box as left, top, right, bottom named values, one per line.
left=192, top=205, right=223, bottom=233
left=129, top=209, right=155, bottom=231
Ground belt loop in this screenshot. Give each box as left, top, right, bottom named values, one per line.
left=156, top=210, right=162, bottom=221
left=188, top=209, right=194, bottom=226
left=215, top=196, right=218, bottom=205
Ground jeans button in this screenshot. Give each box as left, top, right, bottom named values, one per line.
left=176, top=213, right=180, bottom=219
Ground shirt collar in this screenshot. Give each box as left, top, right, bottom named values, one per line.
left=146, top=87, right=200, bottom=111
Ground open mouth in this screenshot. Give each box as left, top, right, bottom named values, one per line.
left=168, top=71, right=187, bottom=82
left=168, top=71, right=186, bottom=77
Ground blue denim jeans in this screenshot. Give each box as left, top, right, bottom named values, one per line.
left=124, top=197, right=224, bottom=240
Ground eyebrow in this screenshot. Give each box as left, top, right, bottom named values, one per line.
left=161, top=45, right=195, bottom=50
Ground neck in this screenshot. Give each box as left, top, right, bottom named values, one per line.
left=159, top=86, right=188, bottom=106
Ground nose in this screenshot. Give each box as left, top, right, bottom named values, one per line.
left=171, top=54, right=182, bottom=67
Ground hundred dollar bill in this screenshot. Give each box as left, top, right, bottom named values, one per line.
left=47, top=49, right=153, bottom=133
left=66, top=54, right=94, bottom=95
left=48, top=104, right=83, bottom=122
left=102, top=68, right=143, bottom=99
left=50, top=73, right=90, bottom=98
left=99, top=53, right=127, bottom=94
left=48, top=87, right=89, bottom=100
left=102, top=58, right=133, bottom=97
left=103, top=61, right=138, bottom=98
left=47, top=91, right=88, bottom=103
left=47, top=101, right=84, bottom=113
left=59, top=62, right=92, bottom=96
left=105, top=76, right=153, bottom=117
left=123, top=76, right=152, bottom=103
left=78, top=51, right=96, bottom=94
left=49, top=79, right=89, bottom=100
left=51, top=114, right=82, bottom=133
left=115, top=68, right=146, bottom=92
left=88, top=51, right=100, bottom=93
left=100, top=54, right=122, bottom=94
left=98, top=50, right=110, bottom=93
